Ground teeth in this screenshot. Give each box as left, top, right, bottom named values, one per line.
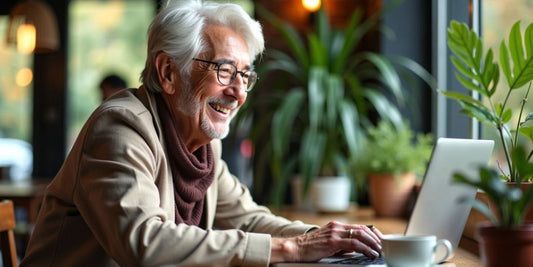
left=212, top=104, right=230, bottom=114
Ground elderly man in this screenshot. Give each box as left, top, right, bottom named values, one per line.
left=21, top=1, right=382, bottom=266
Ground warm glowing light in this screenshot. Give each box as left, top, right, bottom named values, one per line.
left=16, top=68, right=33, bottom=87
left=302, top=0, right=321, bottom=12
left=17, top=23, right=36, bottom=54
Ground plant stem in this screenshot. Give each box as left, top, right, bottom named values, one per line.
left=497, top=124, right=514, bottom=181
left=499, top=87, right=513, bottom=117
left=493, top=88, right=514, bottom=181
left=495, top=83, right=522, bottom=182
left=514, top=83, right=531, bottom=148
left=512, top=83, right=532, bottom=183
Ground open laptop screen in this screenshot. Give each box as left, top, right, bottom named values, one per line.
left=405, top=138, right=494, bottom=261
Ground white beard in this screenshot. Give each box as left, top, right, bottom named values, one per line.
left=201, top=96, right=238, bottom=139
left=177, top=82, right=237, bottom=139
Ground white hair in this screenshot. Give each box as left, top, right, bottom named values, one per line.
left=140, top=0, right=265, bottom=93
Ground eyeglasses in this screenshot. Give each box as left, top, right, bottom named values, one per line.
left=192, top=58, right=258, bottom=92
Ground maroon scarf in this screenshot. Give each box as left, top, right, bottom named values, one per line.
left=156, top=94, right=214, bottom=225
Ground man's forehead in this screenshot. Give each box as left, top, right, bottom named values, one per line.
left=203, top=24, right=250, bottom=64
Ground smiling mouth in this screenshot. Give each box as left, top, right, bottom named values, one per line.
left=210, top=103, right=231, bottom=115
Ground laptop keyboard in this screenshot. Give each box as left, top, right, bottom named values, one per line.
left=330, top=254, right=385, bottom=265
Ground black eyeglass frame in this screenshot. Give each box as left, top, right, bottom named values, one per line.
left=192, top=58, right=258, bottom=92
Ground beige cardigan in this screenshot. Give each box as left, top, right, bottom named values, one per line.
left=21, top=86, right=315, bottom=267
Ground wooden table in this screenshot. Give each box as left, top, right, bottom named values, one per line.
left=274, top=205, right=482, bottom=267
left=0, top=179, right=49, bottom=222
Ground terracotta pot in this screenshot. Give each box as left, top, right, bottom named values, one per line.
left=368, top=172, right=415, bottom=217
left=524, top=183, right=533, bottom=221
left=477, top=222, right=533, bottom=267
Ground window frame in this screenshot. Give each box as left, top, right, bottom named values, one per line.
left=431, top=0, right=483, bottom=139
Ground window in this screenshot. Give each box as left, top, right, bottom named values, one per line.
left=432, top=0, right=473, bottom=139
left=67, top=0, right=155, bottom=149
left=481, top=0, right=533, bottom=167
left=0, top=16, right=33, bottom=181
left=434, top=0, right=533, bottom=169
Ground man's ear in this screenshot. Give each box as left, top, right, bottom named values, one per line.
left=155, top=52, right=178, bottom=94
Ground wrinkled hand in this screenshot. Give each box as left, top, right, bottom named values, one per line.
left=270, top=221, right=383, bottom=263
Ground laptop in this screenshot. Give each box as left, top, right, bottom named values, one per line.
left=273, top=138, right=494, bottom=266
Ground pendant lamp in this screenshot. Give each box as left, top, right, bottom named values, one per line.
left=302, top=0, right=321, bottom=12
left=6, top=0, right=59, bottom=54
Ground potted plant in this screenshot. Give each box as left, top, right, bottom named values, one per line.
left=350, top=120, right=433, bottom=217
left=444, top=20, right=533, bottom=266
left=232, top=4, right=435, bottom=210
left=453, top=152, right=533, bottom=266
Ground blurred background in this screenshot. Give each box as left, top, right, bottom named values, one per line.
left=0, top=0, right=531, bottom=205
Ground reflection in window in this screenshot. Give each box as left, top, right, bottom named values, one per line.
left=0, top=16, right=33, bottom=181
left=482, top=1, right=533, bottom=169
left=67, top=0, right=155, bottom=149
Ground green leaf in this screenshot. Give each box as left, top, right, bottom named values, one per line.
left=447, top=20, right=499, bottom=98
left=519, top=122, right=533, bottom=142
left=364, top=89, right=403, bottom=128
left=503, top=21, right=533, bottom=89
left=363, top=52, right=404, bottom=103
left=454, top=71, right=484, bottom=94
left=339, top=100, right=362, bottom=156
left=448, top=22, right=473, bottom=65
left=389, top=55, right=438, bottom=89
left=458, top=100, right=498, bottom=126
left=500, top=41, right=512, bottom=86
left=438, top=90, right=496, bottom=125
left=257, top=6, right=309, bottom=70
left=326, top=75, right=343, bottom=131
left=525, top=23, right=533, bottom=58
left=509, top=21, right=525, bottom=71
left=264, top=50, right=306, bottom=82
left=481, top=50, right=500, bottom=97
left=439, top=90, right=485, bottom=107
left=270, top=156, right=297, bottom=210
left=271, top=89, right=305, bottom=158
left=299, top=130, right=326, bottom=194
left=450, top=57, right=480, bottom=87
left=316, top=7, right=330, bottom=51
left=308, top=67, right=326, bottom=130
left=308, top=33, right=327, bottom=67
left=512, top=145, right=533, bottom=181
left=332, top=9, right=368, bottom=73
left=501, top=108, right=513, bottom=123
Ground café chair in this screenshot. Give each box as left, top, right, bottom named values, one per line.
left=0, top=200, right=18, bottom=267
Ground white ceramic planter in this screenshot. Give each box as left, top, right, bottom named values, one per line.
left=310, top=176, right=351, bottom=212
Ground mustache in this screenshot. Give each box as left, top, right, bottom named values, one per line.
left=208, top=97, right=238, bottom=110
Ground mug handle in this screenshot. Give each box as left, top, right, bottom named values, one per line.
left=431, top=239, right=453, bottom=264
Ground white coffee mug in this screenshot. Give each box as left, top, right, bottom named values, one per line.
left=381, top=234, right=453, bottom=267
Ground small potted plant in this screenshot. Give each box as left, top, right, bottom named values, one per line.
left=444, top=20, right=533, bottom=266
left=351, top=120, right=433, bottom=217
left=453, top=148, right=533, bottom=266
